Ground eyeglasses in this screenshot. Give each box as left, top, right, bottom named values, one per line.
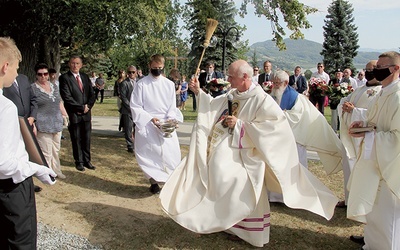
left=375, top=64, right=395, bottom=69
left=254, top=69, right=259, bottom=71
left=37, top=72, right=49, bottom=77
left=317, top=66, right=323, bottom=68
left=128, top=71, right=136, bottom=74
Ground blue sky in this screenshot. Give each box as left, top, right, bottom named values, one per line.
left=234, top=0, right=400, bottom=50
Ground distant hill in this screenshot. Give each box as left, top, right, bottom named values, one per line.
left=247, top=38, right=382, bottom=71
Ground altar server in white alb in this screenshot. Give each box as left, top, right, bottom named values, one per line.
left=347, top=51, right=400, bottom=250
left=337, top=60, right=382, bottom=208
left=160, top=60, right=338, bottom=248
left=267, top=70, right=348, bottom=203
left=130, top=54, right=183, bottom=194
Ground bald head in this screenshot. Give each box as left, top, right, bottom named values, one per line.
left=227, top=60, right=253, bottom=92
left=366, top=60, right=377, bottom=70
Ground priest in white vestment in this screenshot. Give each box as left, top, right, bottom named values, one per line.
left=337, top=60, right=382, bottom=209
left=267, top=70, right=347, bottom=203
left=130, top=54, right=183, bottom=194
left=160, top=60, right=338, bottom=248
left=347, top=51, right=400, bottom=249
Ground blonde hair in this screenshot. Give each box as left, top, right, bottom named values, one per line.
left=0, top=37, right=22, bottom=64
left=379, top=51, right=400, bottom=65
left=149, top=54, right=165, bottom=65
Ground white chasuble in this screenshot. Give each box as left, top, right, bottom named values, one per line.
left=160, top=85, right=338, bottom=247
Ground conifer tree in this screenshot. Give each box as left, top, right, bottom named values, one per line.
left=321, top=0, right=359, bottom=76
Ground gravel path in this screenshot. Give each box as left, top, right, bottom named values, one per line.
left=37, top=223, right=103, bottom=250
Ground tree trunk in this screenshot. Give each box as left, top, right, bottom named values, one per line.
left=39, top=35, right=61, bottom=73
left=14, top=35, right=39, bottom=82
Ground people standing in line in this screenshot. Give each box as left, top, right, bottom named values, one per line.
left=252, top=66, right=259, bottom=83
left=268, top=70, right=348, bottom=203
left=180, top=75, right=188, bottom=110
left=347, top=51, right=400, bottom=249
left=336, top=60, right=382, bottom=212
left=89, top=72, right=97, bottom=92
left=310, top=62, right=330, bottom=114
left=130, top=54, right=183, bottom=194
left=95, top=73, right=106, bottom=103
left=114, top=69, right=126, bottom=131
left=198, top=61, right=224, bottom=93
left=355, top=70, right=367, bottom=88
left=59, top=55, right=96, bottom=172
left=3, top=72, right=44, bottom=193
left=31, top=63, right=68, bottom=179
left=288, top=66, right=308, bottom=94
left=160, top=60, right=337, bottom=248
left=120, top=66, right=136, bottom=153
left=168, top=68, right=182, bottom=108
left=342, top=68, right=358, bottom=90
left=258, top=60, right=273, bottom=85
left=0, top=36, right=56, bottom=250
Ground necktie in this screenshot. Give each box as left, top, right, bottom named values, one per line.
left=265, top=74, right=269, bottom=82
left=76, top=75, right=83, bottom=92
left=13, top=81, right=20, bottom=93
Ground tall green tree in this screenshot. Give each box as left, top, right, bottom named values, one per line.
left=183, top=0, right=245, bottom=75
left=0, top=0, right=175, bottom=79
left=320, top=0, right=359, bottom=76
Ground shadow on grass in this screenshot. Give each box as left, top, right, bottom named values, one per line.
left=66, top=201, right=360, bottom=250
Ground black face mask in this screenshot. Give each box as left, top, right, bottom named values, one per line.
left=365, top=71, right=375, bottom=81
left=373, top=67, right=392, bottom=81
left=150, top=68, right=163, bottom=77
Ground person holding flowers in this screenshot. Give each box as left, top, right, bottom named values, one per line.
left=310, top=62, right=330, bottom=114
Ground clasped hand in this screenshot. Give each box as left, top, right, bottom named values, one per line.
left=223, top=115, right=237, bottom=129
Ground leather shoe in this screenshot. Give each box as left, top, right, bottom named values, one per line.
left=127, top=148, right=134, bottom=153
left=336, top=200, right=347, bottom=208
left=34, top=185, right=42, bottom=192
left=350, top=235, right=365, bottom=245
left=149, top=184, right=160, bottom=194
left=75, top=164, right=85, bottom=171
left=84, top=162, right=96, bottom=170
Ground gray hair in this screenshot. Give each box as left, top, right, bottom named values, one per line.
left=272, top=70, right=289, bottom=82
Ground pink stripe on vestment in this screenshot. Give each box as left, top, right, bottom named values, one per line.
left=241, top=213, right=270, bottom=222
left=239, top=126, right=245, bottom=149
left=232, top=223, right=270, bottom=231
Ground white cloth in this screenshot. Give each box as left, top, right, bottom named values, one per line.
left=347, top=79, right=400, bottom=232
left=311, top=71, right=330, bottom=84
left=356, top=78, right=367, bottom=88
left=363, top=180, right=400, bottom=250
left=160, top=86, right=338, bottom=247
left=283, top=95, right=344, bottom=175
left=0, top=89, right=46, bottom=183
left=130, top=75, right=182, bottom=182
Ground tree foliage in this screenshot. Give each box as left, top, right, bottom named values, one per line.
left=239, top=0, right=317, bottom=50
left=183, top=0, right=246, bottom=75
left=321, top=0, right=359, bottom=76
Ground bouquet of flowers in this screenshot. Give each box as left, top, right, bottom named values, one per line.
left=206, top=78, right=230, bottom=92
left=308, top=77, right=329, bottom=98
left=326, top=82, right=354, bottom=109
left=261, top=81, right=273, bottom=94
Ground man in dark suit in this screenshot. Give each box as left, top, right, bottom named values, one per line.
left=59, top=55, right=96, bottom=171
left=198, top=61, right=224, bottom=93
left=119, top=65, right=136, bottom=153
left=3, top=74, right=43, bottom=193
left=258, top=60, right=273, bottom=85
left=288, top=66, right=308, bottom=94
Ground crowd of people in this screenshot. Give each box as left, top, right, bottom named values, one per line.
left=1, top=35, right=400, bottom=249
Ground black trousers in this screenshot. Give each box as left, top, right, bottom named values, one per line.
left=121, top=114, right=134, bottom=150
left=95, top=89, right=104, bottom=103
left=0, top=177, right=37, bottom=249
left=68, top=120, right=92, bottom=165
left=309, top=95, right=326, bottom=115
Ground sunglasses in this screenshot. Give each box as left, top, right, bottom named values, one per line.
left=128, top=71, right=136, bottom=74
left=37, top=72, right=49, bottom=77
